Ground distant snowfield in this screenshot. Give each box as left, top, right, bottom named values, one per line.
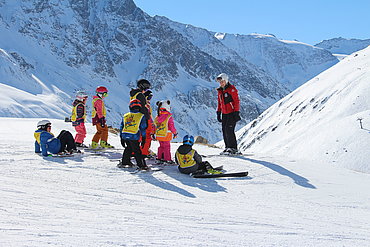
left=1, top=118, right=370, bottom=246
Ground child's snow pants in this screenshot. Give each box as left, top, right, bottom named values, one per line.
left=157, top=141, right=171, bottom=161
left=74, top=122, right=86, bottom=144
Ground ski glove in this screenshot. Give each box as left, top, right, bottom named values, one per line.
left=217, top=111, right=222, bottom=122
left=100, top=117, right=106, bottom=128
left=233, top=111, right=241, bottom=122
left=173, top=133, right=178, bottom=139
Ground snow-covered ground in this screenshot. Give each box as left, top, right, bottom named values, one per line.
left=1, top=118, right=370, bottom=246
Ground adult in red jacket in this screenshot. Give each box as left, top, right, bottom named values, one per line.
left=216, top=73, right=241, bottom=155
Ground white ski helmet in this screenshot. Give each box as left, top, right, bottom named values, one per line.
left=156, top=100, right=171, bottom=112
left=76, top=91, right=88, bottom=100
left=216, top=73, right=229, bottom=82
left=37, top=120, right=51, bottom=129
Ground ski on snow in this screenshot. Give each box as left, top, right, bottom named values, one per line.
left=129, top=167, right=163, bottom=174
left=201, top=153, right=253, bottom=158
left=192, top=171, right=248, bottom=178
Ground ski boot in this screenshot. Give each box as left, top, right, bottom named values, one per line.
left=100, top=140, right=114, bottom=149
left=117, top=160, right=135, bottom=168
left=229, top=148, right=242, bottom=155
left=204, top=161, right=223, bottom=174
left=90, top=141, right=100, bottom=149
left=219, top=148, right=232, bottom=155
left=76, top=142, right=88, bottom=148
left=206, top=168, right=223, bottom=175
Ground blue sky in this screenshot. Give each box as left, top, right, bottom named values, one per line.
left=134, top=0, right=370, bottom=45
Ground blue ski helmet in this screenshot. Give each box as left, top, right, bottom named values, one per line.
left=183, top=135, right=194, bottom=146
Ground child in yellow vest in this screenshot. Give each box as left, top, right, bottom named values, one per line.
left=119, top=99, right=148, bottom=170
left=71, top=91, right=88, bottom=148
left=154, top=100, right=177, bottom=162
left=91, top=86, right=114, bottom=149
left=175, top=135, right=222, bottom=175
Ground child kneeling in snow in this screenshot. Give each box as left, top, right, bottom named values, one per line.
left=175, top=135, right=221, bottom=175
left=34, top=120, right=78, bottom=156
left=154, top=100, right=177, bottom=162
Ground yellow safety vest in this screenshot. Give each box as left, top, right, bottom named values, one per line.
left=71, top=102, right=86, bottom=122
left=34, top=131, right=55, bottom=144
left=122, top=112, right=144, bottom=134
left=34, top=131, right=42, bottom=144
left=175, top=149, right=196, bottom=168
left=154, top=115, right=171, bottom=138
left=92, top=97, right=106, bottom=118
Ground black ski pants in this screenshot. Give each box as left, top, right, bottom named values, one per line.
left=57, top=130, right=76, bottom=153
left=221, top=113, right=237, bottom=149
left=122, top=139, right=146, bottom=168
left=178, top=161, right=212, bottom=175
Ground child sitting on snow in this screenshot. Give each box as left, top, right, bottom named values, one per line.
left=34, top=120, right=78, bottom=156
left=154, top=100, right=177, bottom=162
left=175, top=135, right=221, bottom=175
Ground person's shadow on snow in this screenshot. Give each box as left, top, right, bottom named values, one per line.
left=134, top=167, right=198, bottom=198
left=135, top=166, right=237, bottom=197
left=160, top=166, right=251, bottom=194
left=40, top=155, right=85, bottom=169
left=238, top=156, right=316, bottom=189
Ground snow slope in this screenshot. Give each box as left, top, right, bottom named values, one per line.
left=236, top=46, right=370, bottom=174
left=1, top=117, right=370, bottom=246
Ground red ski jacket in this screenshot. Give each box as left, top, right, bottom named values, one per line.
left=217, top=83, right=240, bottom=114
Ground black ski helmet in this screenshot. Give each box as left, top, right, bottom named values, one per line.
left=137, top=79, right=151, bottom=90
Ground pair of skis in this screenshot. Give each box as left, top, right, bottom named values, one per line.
left=191, top=171, right=248, bottom=178
left=189, top=166, right=248, bottom=178
left=117, top=161, right=248, bottom=178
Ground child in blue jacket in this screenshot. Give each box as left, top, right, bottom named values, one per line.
left=119, top=99, right=148, bottom=170
left=34, top=120, right=78, bottom=156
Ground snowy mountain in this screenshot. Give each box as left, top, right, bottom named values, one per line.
left=0, top=0, right=291, bottom=143
left=235, top=46, right=370, bottom=174
left=315, top=37, right=370, bottom=55
left=155, top=16, right=338, bottom=91
left=213, top=33, right=338, bottom=91
left=1, top=117, right=370, bottom=246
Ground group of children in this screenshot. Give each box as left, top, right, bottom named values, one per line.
left=34, top=78, right=219, bottom=175
left=119, top=79, right=178, bottom=170
left=34, top=85, right=114, bottom=157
